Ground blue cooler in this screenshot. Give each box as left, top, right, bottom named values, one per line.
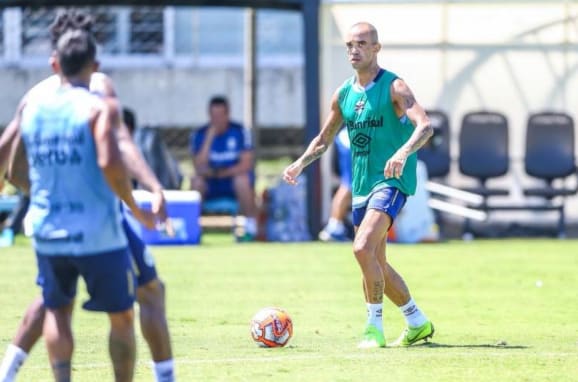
left=131, top=190, right=202, bottom=245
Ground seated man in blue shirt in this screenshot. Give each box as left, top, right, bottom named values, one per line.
left=190, top=96, right=258, bottom=241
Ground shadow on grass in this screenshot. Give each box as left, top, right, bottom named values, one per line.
left=412, top=342, right=529, bottom=350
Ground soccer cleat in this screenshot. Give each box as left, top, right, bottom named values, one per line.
left=390, top=321, right=434, bottom=347
left=357, top=325, right=386, bottom=349
left=235, top=232, right=255, bottom=243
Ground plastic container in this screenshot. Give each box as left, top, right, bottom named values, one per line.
left=131, top=190, right=202, bottom=245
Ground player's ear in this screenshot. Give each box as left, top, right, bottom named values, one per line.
left=374, top=42, right=381, bottom=53
left=92, top=60, right=100, bottom=73
left=50, top=54, right=60, bottom=74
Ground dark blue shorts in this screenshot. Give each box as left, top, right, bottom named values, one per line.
left=207, top=178, right=236, bottom=199
left=36, top=248, right=136, bottom=313
left=352, top=187, right=407, bottom=227
left=122, top=217, right=158, bottom=286
left=206, top=171, right=255, bottom=200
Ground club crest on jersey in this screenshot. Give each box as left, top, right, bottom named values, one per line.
left=354, top=99, right=366, bottom=114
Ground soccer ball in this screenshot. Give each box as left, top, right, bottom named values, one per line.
left=250, top=307, right=293, bottom=348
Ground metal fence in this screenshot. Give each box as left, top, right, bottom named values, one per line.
left=0, top=6, right=303, bottom=67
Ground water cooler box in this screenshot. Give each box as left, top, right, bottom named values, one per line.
left=131, top=190, right=201, bottom=245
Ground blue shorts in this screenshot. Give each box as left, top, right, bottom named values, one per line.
left=206, top=171, right=255, bottom=200
left=352, top=187, right=407, bottom=227
left=207, top=178, right=236, bottom=199
left=122, top=216, right=158, bottom=286
left=36, top=248, right=136, bottom=313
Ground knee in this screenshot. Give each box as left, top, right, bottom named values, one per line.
left=25, top=298, right=46, bottom=324
left=353, top=240, right=372, bottom=261
left=232, top=173, right=252, bottom=191
left=110, top=309, right=135, bottom=330
left=137, top=279, right=165, bottom=308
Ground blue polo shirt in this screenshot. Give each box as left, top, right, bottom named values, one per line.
left=190, top=122, right=252, bottom=169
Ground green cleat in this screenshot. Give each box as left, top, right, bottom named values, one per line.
left=390, top=321, right=435, bottom=347
left=357, top=325, right=386, bottom=349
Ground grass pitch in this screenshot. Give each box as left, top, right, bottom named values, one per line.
left=0, top=235, right=577, bottom=381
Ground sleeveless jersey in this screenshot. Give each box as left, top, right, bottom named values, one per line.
left=21, top=84, right=127, bottom=256
left=337, top=69, right=417, bottom=208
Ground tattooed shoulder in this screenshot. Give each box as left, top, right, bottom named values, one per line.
left=393, top=79, right=416, bottom=110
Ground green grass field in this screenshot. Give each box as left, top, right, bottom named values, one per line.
left=1, top=235, right=577, bottom=381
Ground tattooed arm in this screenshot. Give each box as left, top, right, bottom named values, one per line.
left=282, top=89, right=344, bottom=185
left=392, top=78, right=433, bottom=153
left=385, top=78, right=433, bottom=179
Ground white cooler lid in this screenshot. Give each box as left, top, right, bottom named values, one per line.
left=133, top=190, right=201, bottom=202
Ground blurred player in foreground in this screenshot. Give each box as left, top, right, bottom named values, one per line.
left=283, top=22, right=435, bottom=348
left=0, top=10, right=175, bottom=382
left=6, top=28, right=154, bottom=381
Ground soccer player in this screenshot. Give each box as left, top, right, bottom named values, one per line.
left=318, top=126, right=352, bottom=242
left=283, top=22, right=435, bottom=348
left=0, top=10, right=175, bottom=382
left=9, top=28, right=153, bottom=381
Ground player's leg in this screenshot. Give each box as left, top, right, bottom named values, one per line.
left=319, top=185, right=351, bottom=241
left=36, top=255, right=79, bottom=381
left=123, top=217, right=175, bottom=381
left=78, top=248, right=137, bottom=382
left=107, top=309, right=136, bottom=382
left=11, top=297, right=45, bottom=353
left=137, top=280, right=174, bottom=368
left=321, top=138, right=352, bottom=241
left=376, top=239, right=410, bottom=306
left=0, top=297, right=45, bottom=381
left=43, top=303, right=75, bottom=381
left=232, top=173, right=258, bottom=240
left=353, top=208, right=390, bottom=348
left=375, top=220, right=434, bottom=347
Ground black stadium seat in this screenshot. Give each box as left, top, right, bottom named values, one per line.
left=458, top=111, right=510, bottom=201
left=418, top=110, right=451, bottom=179
left=524, top=112, right=577, bottom=198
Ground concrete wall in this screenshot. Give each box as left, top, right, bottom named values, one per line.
left=321, top=1, right=578, bottom=224
left=0, top=66, right=305, bottom=129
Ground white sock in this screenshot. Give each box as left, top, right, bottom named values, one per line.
left=0, top=344, right=28, bottom=381
left=399, top=298, right=428, bottom=328
left=152, top=359, right=175, bottom=382
left=326, top=218, right=345, bottom=234
left=245, top=217, right=257, bottom=235
left=366, top=303, right=383, bottom=332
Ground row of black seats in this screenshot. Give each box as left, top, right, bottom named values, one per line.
left=418, top=110, right=577, bottom=236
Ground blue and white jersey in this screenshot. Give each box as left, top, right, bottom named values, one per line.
left=21, top=83, right=127, bottom=256
left=190, top=122, right=252, bottom=169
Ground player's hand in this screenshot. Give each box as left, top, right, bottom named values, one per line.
left=151, top=190, right=175, bottom=237
left=131, top=207, right=157, bottom=230
left=282, top=162, right=303, bottom=185
left=384, top=149, right=408, bottom=179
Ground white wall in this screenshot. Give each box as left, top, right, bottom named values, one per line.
left=0, top=66, right=305, bottom=129
left=321, top=1, right=578, bottom=223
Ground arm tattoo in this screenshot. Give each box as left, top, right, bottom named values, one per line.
left=405, top=124, right=434, bottom=154
left=300, top=143, right=328, bottom=168
left=403, top=92, right=416, bottom=109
